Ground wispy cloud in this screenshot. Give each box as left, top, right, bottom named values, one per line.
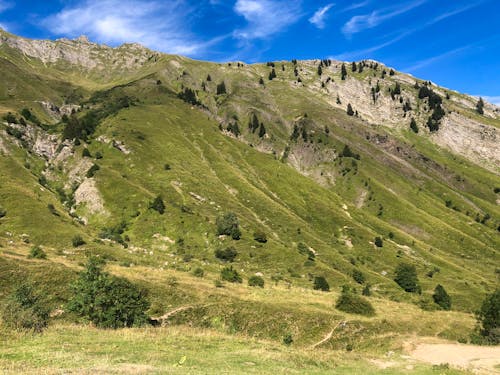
left=339, top=1, right=370, bottom=13
left=342, top=0, right=426, bottom=36
left=309, top=3, right=334, bottom=29
left=335, top=1, right=486, bottom=60
left=481, top=96, right=500, bottom=106
left=42, top=0, right=223, bottom=56
left=233, top=0, right=302, bottom=40
left=403, top=45, right=473, bottom=72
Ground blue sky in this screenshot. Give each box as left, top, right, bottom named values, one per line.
left=0, top=0, right=499, bottom=103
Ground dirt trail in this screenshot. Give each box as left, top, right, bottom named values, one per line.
left=310, top=321, right=347, bottom=349
left=409, top=341, right=500, bottom=374
left=151, top=306, right=194, bottom=326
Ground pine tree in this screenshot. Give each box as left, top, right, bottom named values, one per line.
left=393, top=82, right=401, bottom=95
left=317, top=64, right=323, bottom=76
left=346, top=103, right=354, bottom=116
left=206, top=74, right=212, bottom=81
left=216, top=81, right=226, bottom=95
left=476, top=97, right=485, bottom=115
left=258, top=123, right=266, bottom=138
left=249, top=113, right=259, bottom=133
left=433, top=284, right=451, bottom=310
left=351, top=62, right=357, bottom=72
left=410, top=118, right=419, bottom=133
left=341, top=63, right=347, bottom=80
left=269, top=68, right=277, bottom=80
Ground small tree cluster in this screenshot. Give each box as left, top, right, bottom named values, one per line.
left=432, top=284, right=451, bottom=310
left=216, top=212, right=241, bottom=240
left=215, top=246, right=238, bottom=262
left=313, top=276, right=330, bottom=291
left=216, top=81, right=227, bottom=95
left=394, top=263, right=421, bottom=293
left=67, top=257, right=150, bottom=328
left=178, top=87, right=200, bottom=105
left=475, top=289, right=499, bottom=344
left=220, top=266, right=242, bottom=283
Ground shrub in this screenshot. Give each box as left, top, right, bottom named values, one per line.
left=352, top=269, right=365, bottom=284
left=215, top=247, right=238, bottom=262
left=149, top=195, right=165, bottom=214
left=394, top=263, right=421, bottom=293
left=362, top=284, right=371, bottom=296
left=346, top=103, right=354, bottom=116
left=72, top=235, right=86, bottom=248
left=433, top=284, right=451, bottom=310
left=95, top=151, right=103, bottom=159
left=283, top=333, right=293, bottom=345
left=335, top=288, right=375, bottom=316
left=374, top=237, right=383, bottom=247
left=313, top=276, right=330, bottom=291
left=0, top=206, right=6, bottom=218
left=253, top=230, right=267, bottom=243
left=297, top=242, right=315, bottom=261
left=248, top=275, right=265, bottom=288
left=86, top=163, right=100, bottom=178
left=82, top=148, right=91, bottom=157
left=28, top=246, right=46, bottom=259
left=67, top=257, right=150, bottom=328
left=476, top=97, right=484, bottom=115
left=475, top=289, right=499, bottom=344
left=410, top=118, right=419, bottom=133
left=220, top=266, right=242, bottom=283
left=1, top=282, right=50, bottom=332
left=216, top=212, right=241, bottom=240
left=192, top=267, right=204, bottom=278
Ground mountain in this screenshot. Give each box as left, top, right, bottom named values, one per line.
left=0, top=30, right=499, bottom=373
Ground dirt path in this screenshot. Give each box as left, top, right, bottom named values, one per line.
left=151, top=306, right=194, bottom=326
left=409, top=341, right=500, bottom=374
left=310, top=321, right=347, bottom=349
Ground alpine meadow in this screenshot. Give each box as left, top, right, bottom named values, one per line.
left=0, top=23, right=499, bottom=374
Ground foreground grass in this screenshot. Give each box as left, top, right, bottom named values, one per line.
left=0, top=324, right=468, bottom=374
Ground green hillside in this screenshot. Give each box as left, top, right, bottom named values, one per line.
left=0, top=31, right=499, bottom=373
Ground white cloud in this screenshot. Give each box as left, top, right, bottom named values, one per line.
left=233, top=0, right=302, bottom=40
left=481, top=96, right=500, bottom=106
left=43, top=0, right=222, bottom=56
left=309, top=3, right=334, bottom=29
left=342, top=0, right=426, bottom=36
left=403, top=45, right=472, bottom=72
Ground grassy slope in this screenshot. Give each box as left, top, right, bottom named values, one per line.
left=0, top=38, right=499, bottom=373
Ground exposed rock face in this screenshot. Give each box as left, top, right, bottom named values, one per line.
left=0, top=31, right=160, bottom=72
left=435, top=113, right=499, bottom=171
left=74, top=178, right=106, bottom=214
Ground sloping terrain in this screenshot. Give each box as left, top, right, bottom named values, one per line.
left=0, top=30, right=499, bottom=373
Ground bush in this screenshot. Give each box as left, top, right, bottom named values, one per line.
left=433, top=284, right=451, bottom=310
left=0, top=206, right=6, bottom=218
left=82, top=148, right=91, bottom=157
left=72, top=235, right=86, bottom=248
left=86, top=163, right=100, bottom=178
left=215, top=247, right=238, bottom=262
left=283, top=333, right=293, bottom=345
left=192, top=267, right=204, bottom=278
left=248, top=275, right=265, bottom=288
left=67, top=257, right=150, bottom=328
left=28, top=246, right=46, bottom=259
left=352, top=269, right=365, bottom=284
left=149, top=195, right=165, bottom=214
left=216, top=212, right=241, bottom=240
left=374, top=237, right=383, bottom=247
left=220, top=266, right=242, bottom=283
left=1, top=282, right=50, bottom=332
left=362, top=284, right=371, bottom=296
left=335, top=288, right=375, bottom=316
left=394, top=263, right=421, bottom=293
left=253, top=230, right=267, bottom=243
left=475, top=289, right=499, bottom=344
left=313, top=276, right=330, bottom=291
